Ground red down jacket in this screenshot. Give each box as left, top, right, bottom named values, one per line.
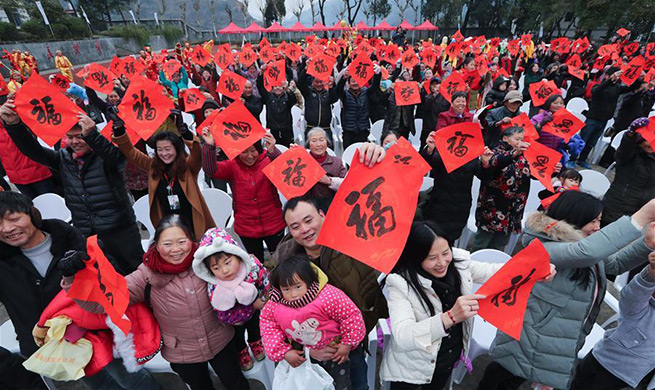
left=0, top=123, right=52, bottom=185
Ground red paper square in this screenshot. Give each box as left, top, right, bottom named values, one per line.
left=394, top=81, right=421, bottom=106
left=209, top=100, right=267, bottom=160
left=541, top=108, right=585, bottom=142
left=262, top=146, right=327, bottom=199
left=217, top=70, right=247, bottom=101
left=433, top=122, right=485, bottom=173
left=117, top=76, right=174, bottom=141
left=524, top=141, right=563, bottom=192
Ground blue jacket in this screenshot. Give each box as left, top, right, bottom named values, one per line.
left=159, top=67, right=189, bottom=98
left=592, top=266, right=655, bottom=389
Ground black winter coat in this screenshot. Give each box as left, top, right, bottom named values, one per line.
left=256, top=75, right=298, bottom=131
left=420, top=90, right=450, bottom=135
left=368, top=85, right=390, bottom=124
left=338, top=73, right=381, bottom=133
left=586, top=78, right=625, bottom=121
left=298, top=66, right=340, bottom=129
left=613, top=89, right=655, bottom=131
left=602, top=133, right=655, bottom=226
left=420, top=148, right=481, bottom=242
left=6, top=122, right=137, bottom=235
left=0, top=220, right=86, bottom=355
left=485, top=77, right=509, bottom=108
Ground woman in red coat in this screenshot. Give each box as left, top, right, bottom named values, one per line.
left=200, top=129, right=286, bottom=261
left=436, top=91, right=473, bottom=131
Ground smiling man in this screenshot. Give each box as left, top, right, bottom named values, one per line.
left=271, top=190, right=389, bottom=390
left=0, top=99, right=142, bottom=275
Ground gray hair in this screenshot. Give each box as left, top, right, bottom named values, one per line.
left=501, top=125, right=525, bottom=138
left=305, top=127, right=332, bottom=149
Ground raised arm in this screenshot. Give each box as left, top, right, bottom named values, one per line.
left=618, top=257, right=655, bottom=318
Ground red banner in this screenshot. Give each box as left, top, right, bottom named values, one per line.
left=84, top=63, right=117, bottom=95
left=529, top=80, right=559, bottom=107
left=263, top=59, right=286, bottom=91
left=541, top=109, right=585, bottom=142
left=524, top=141, right=562, bottom=192
left=307, top=54, right=336, bottom=82
left=162, top=60, right=182, bottom=80
left=620, top=56, right=645, bottom=86
left=209, top=100, right=267, bottom=160
left=214, top=47, right=234, bottom=70
left=67, top=235, right=132, bottom=335
left=120, top=56, right=145, bottom=79
left=262, top=146, right=326, bottom=199
left=439, top=72, right=468, bottom=103
left=179, top=88, right=206, bottom=112
left=476, top=239, right=551, bottom=340
left=117, top=76, right=174, bottom=141
left=500, top=112, right=539, bottom=141
left=316, top=137, right=430, bottom=274
left=401, top=47, right=419, bottom=69
left=348, top=53, right=375, bottom=86
left=217, top=70, right=247, bottom=101
left=394, top=81, right=421, bottom=106
left=190, top=45, right=211, bottom=67
left=433, top=122, right=485, bottom=173
left=14, top=74, right=85, bottom=147
left=50, top=74, right=70, bottom=92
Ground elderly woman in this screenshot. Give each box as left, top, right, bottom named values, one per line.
left=306, top=127, right=347, bottom=211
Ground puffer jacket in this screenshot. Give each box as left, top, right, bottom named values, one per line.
left=0, top=123, right=52, bottom=185
left=0, top=220, right=86, bottom=356
left=298, top=66, right=340, bottom=129
left=419, top=90, right=450, bottom=136
left=63, top=259, right=235, bottom=364
left=420, top=148, right=481, bottom=242
left=271, top=234, right=388, bottom=334
left=381, top=249, right=502, bottom=384
left=490, top=212, right=651, bottom=389
left=256, top=74, right=297, bottom=131
left=531, top=111, right=565, bottom=151
left=201, top=144, right=285, bottom=238
left=384, top=90, right=416, bottom=135
left=602, top=132, right=655, bottom=226
left=339, top=73, right=381, bottom=133
left=485, top=77, right=509, bottom=108
left=484, top=106, right=522, bottom=146
left=586, top=78, right=625, bottom=121
left=6, top=122, right=136, bottom=235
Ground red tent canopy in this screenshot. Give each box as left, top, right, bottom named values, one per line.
left=289, top=21, right=309, bottom=31
left=414, top=20, right=439, bottom=30
left=243, top=22, right=265, bottom=33
left=309, top=22, right=328, bottom=31
left=218, top=22, right=244, bottom=34
left=266, top=22, right=286, bottom=33
left=329, top=21, right=345, bottom=31
left=354, top=21, right=371, bottom=31
left=374, top=20, right=395, bottom=31
left=399, top=20, right=415, bottom=30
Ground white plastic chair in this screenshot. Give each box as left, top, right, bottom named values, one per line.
left=571, top=110, right=586, bottom=123
left=197, top=169, right=208, bottom=190
left=455, top=177, right=480, bottom=249
left=370, top=119, right=385, bottom=143
left=133, top=194, right=155, bottom=241
left=201, top=188, right=233, bottom=230
left=332, top=101, right=342, bottom=126
left=520, top=101, right=530, bottom=114
left=504, top=180, right=546, bottom=255
left=452, top=249, right=511, bottom=384
left=342, top=142, right=365, bottom=167
left=566, top=97, right=589, bottom=114
left=260, top=105, right=267, bottom=127
left=420, top=177, right=434, bottom=192
left=410, top=119, right=423, bottom=148
left=579, top=169, right=611, bottom=198
left=275, top=144, right=289, bottom=153
left=33, top=193, right=72, bottom=223
left=0, top=319, right=19, bottom=353
left=603, top=130, right=627, bottom=176
left=589, top=119, right=616, bottom=164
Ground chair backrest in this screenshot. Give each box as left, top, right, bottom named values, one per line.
left=523, top=179, right=546, bottom=224
left=566, top=97, right=589, bottom=114
left=259, top=106, right=267, bottom=127
left=33, top=193, right=72, bottom=223
left=610, top=130, right=627, bottom=150
left=276, top=144, right=289, bottom=153
left=520, top=101, right=530, bottom=114
left=420, top=177, right=434, bottom=192
left=201, top=188, right=233, bottom=229
left=470, top=249, right=511, bottom=289
left=342, top=142, right=364, bottom=166
left=579, top=169, right=611, bottom=198
left=370, top=120, right=385, bottom=144
left=571, top=110, right=586, bottom=123
left=197, top=169, right=208, bottom=190
left=332, top=101, right=342, bottom=119
left=327, top=147, right=337, bottom=156
left=132, top=195, right=155, bottom=238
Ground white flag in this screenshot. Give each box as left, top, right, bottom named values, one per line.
left=154, top=12, right=160, bottom=26
left=35, top=1, right=50, bottom=25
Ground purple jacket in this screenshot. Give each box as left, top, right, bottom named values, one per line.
left=531, top=111, right=565, bottom=151
left=309, top=154, right=347, bottom=199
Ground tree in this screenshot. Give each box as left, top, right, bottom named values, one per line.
left=236, top=0, right=250, bottom=25
left=209, top=0, right=217, bottom=34
left=407, top=0, right=420, bottom=24
left=134, top=0, right=141, bottom=21
left=77, top=0, right=130, bottom=26
left=263, top=0, right=285, bottom=26
left=368, top=0, right=391, bottom=25
left=225, top=3, right=233, bottom=23
left=342, top=0, right=364, bottom=24
left=256, top=0, right=267, bottom=25
left=192, top=0, right=202, bottom=27
left=318, top=0, right=328, bottom=25
left=159, top=0, right=167, bottom=20
left=308, top=0, right=317, bottom=24
left=292, top=0, right=305, bottom=21
left=391, top=0, right=410, bottom=22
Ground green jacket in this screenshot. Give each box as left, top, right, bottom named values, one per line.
left=490, top=212, right=651, bottom=389
left=271, top=234, right=389, bottom=334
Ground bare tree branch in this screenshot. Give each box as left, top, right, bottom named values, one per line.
left=292, top=0, right=305, bottom=21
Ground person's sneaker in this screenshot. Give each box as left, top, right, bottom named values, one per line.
left=238, top=347, right=254, bottom=371
left=577, top=160, right=592, bottom=169
left=565, top=161, right=576, bottom=169
left=249, top=339, right=266, bottom=361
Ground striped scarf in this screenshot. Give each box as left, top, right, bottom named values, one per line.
left=268, top=281, right=320, bottom=309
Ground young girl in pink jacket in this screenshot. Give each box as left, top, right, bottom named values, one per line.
left=260, top=255, right=366, bottom=390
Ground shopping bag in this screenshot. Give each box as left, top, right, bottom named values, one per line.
left=272, top=348, right=336, bottom=390
left=23, top=316, right=93, bottom=381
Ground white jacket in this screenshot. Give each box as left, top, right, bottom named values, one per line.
left=380, top=248, right=502, bottom=384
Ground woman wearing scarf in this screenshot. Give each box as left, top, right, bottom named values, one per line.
left=60, top=214, right=250, bottom=390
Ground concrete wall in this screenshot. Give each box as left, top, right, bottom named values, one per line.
left=0, top=35, right=170, bottom=77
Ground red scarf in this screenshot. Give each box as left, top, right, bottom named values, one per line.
left=311, top=152, right=328, bottom=164
left=143, top=242, right=198, bottom=274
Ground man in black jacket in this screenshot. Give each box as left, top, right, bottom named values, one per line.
left=298, top=61, right=340, bottom=143
left=574, top=66, right=624, bottom=168
left=0, top=191, right=160, bottom=390
left=0, top=99, right=142, bottom=274
left=338, top=66, right=381, bottom=148
left=257, top=67, right=298, bottom=146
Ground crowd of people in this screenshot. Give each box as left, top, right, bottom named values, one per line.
left=1, top=25, right=655, bottom=390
